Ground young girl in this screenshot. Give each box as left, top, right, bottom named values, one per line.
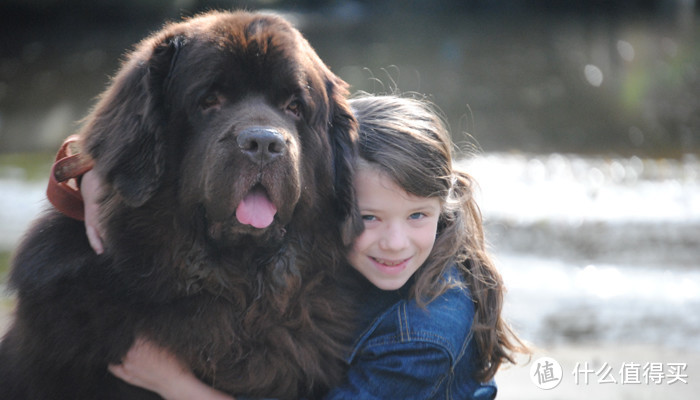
left=50, top=94, right=527, bottom=399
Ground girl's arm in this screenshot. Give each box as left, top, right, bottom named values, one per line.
left=108, top=338, right=234, bottom=400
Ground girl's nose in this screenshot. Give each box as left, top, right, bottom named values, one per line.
left=379, top=222, right=408, bottom=251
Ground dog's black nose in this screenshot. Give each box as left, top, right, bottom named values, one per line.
left=237, top=128, right=286, bottom=164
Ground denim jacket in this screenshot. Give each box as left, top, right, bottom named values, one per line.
left=324, top=266, right=497, bottom=399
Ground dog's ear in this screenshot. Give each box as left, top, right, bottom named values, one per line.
left=82, top=35, right=186, bottom=207
left=326, top=78, right=364, bottom=246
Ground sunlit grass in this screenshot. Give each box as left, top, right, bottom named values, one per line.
left=0, top=152, right=54, bottom=182
left=0, top=251, right=10, bottom=283
left=0, top=251, right=15, bottom=315
left=1, top=251, right=13, bottom=297
left=0, top=297, right=14, bottom=312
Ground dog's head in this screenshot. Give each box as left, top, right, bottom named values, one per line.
left=82, top=11, right=362, bottom=246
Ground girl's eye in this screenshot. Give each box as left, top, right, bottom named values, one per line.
left=361, top=215, right=377, bottom=222
left=409, top=212, right=426, bottom=220
left=200, top=93, right=222, bottom=110
left=286, top=99, right=303, bottom=118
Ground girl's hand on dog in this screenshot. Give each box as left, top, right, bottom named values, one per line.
left=108, top=338, right=235, bottom=400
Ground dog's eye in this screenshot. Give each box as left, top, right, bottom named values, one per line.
left=200, top=93, right=222, bottom=111
left=286, top=99, right=303, bottom=119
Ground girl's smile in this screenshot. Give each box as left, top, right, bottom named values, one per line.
left=369, top=256, right=411, bottom=276
left=371, top=257, right=410, bottom=267
left=347, top=165, right=441, bottom=291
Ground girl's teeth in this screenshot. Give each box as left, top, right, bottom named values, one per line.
left=375, top=258, right=402, bottom=266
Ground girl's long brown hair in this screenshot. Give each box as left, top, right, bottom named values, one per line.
left=349, top=94, right=528, bottom=382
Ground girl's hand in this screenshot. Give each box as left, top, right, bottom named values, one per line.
left=108, top=338, right=234, bottom=400
left=81, top=170, right=105, bottom=254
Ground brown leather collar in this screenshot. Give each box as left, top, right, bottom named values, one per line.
left=46, top=135, right=94, bottom=221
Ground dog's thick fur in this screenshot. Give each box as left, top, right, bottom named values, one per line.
left=0, top=11, right=363, bottom=399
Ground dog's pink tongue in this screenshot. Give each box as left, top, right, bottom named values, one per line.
left=236, top=188, right=277, bottom=229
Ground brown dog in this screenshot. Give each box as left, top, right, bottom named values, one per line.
left=0, top=10, right=362, bottom=399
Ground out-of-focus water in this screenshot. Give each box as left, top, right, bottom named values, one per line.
left=0, top=172, right=48, bottom=251
left=466, top=153, right=700, bottom=224
left=2, top=153, right=699, bottom=350
left=459, top=153, right=700, bottom=350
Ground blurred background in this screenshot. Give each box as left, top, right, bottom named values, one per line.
left=1, top=0, right=699, bottom=398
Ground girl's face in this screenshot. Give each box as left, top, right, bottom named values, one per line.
left=347, top=166, right=441, bottom=291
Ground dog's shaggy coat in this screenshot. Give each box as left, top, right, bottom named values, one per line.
left=0, top=10, right=362, bottom=399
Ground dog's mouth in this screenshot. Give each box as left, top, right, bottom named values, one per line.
left=235, top=184, right=278, bottom=229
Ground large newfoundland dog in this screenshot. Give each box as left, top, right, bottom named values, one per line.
left=0, top=10, right=363, bottom=400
